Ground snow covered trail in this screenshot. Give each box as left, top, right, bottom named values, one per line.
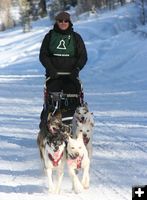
left=1, top=4, right=147, bottom=200
left=1, top=74, right=147, bottom=200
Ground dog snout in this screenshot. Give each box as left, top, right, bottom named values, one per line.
left=54, top=146, right=59, bottom=151
left=75, top=152, right=79, bottom=157
left=81, top=117, right=85, bottom=121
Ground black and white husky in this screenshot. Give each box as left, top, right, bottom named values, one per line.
left=37, top=111, right=69, bottom=194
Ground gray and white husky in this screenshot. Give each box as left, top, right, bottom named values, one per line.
left=72, top=102, right=94, bottom=158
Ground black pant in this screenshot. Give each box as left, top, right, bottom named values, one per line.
left=46, top=76, right=81, bottom=94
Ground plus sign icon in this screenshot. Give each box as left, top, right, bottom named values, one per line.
left=132, top=185, right=147, bottom=199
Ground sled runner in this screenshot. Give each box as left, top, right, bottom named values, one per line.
left=43, top=73, right=84, bottom=125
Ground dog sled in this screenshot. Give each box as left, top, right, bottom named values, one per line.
left=43, top=72, right=84, bottom=125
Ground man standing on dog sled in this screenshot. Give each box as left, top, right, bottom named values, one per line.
left=39, top=11, right=87, bottom=128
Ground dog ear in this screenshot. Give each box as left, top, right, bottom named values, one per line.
left=84, top=102, right=89, bottom=113
left=66, top=134, right=73, bottom=143
left=77, top=132, right=83, bottom=141
left=54, top=110, right=62, bottom=120
left=83, top=102, right=88, bottom=108
left=47, top=112, right=52, bottom=121
left=61, top=131, right=69, bottom=141
left=62, top=131, right=72, bottom=142
left=90, top=122, right=94, bottom=127
left=76, top=120, right=82, bottom=127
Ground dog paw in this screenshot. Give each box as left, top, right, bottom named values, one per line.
left=74, top=184, right=83, bottom=194
left=82, top=180, right=89, bottom=189
left=74, top=188, right=83, bottom=194
left=48, top=187, right=55, bottom=193
left=54, top=188, right=61, bottom=194
left=83, top=184, right=89, bottom=189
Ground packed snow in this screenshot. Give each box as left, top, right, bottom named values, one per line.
left=0, top=3, right=147, bottom=200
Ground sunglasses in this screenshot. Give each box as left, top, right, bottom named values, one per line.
left=58, top=20, right=69, bottom=23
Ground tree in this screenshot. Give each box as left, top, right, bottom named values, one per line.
left=120, top=0, right=126, bottom=6
left=39, top=0, right=47, bottom=17
left=18, top=0, right=31, bottom=32
left=135, top=0, right=147, bottom=25
left=0, top=0, right=14, bottom=30
left=140, top=0, right=146, bottom=25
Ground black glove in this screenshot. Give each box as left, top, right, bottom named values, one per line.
left=70, top=68, right=79, bottom=80
left=49, top=68, right=59, bottom=79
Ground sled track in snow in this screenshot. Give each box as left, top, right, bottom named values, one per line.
left=94, top=119, right=147, bottom=153
left=91, top=168, right=129, bottom=200
left=91, top=117, right=147, bottom=199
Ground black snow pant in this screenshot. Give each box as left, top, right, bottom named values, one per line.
left=46, top=76, right=81, bottom=94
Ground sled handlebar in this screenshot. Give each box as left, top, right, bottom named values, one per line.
left=57, top=72, right=70, bottom=75
left=45, top=72, right=71, bottom=82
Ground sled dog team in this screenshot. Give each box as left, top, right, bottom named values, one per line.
left=37, top=103, right=94, bottom=194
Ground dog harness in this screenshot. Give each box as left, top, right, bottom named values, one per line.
left=77, top=155, right=84, bottom=169
left=67, top=155, right=84, bottom=169
left=48, top=152, right=63, bottom=167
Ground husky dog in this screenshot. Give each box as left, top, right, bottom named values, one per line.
left=75, top=120, right=93, bottom=158
left=72, top=102, right=94, bottom=158
left=72, top=102, right=94, bottom=131
left=66, top=133, right=90, bottom=194
left=72, top=102, right=89, bottom=126
left=37, top=111, right=68, bottom=194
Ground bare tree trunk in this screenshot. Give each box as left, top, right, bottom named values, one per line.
left=0, top=0, right=14, bottom=29
left=120, top=0, right=126, bottom=6
left=39, top=0, right=47, bottom=17
left=18, top=0, right=31, bottom=32
left=141, top=0, right=146, bottom=25
left=77, top=0, right=89, bottom=14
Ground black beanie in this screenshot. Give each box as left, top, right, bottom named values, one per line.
left=55, top=12, right=71, bottom=21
